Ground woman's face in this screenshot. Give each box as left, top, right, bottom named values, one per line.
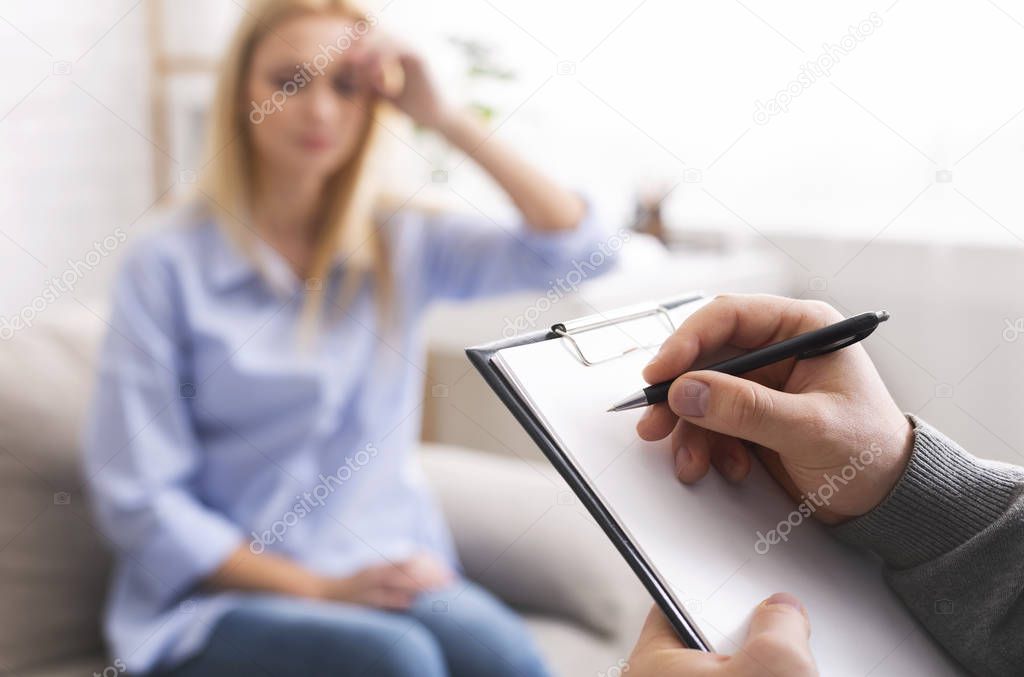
left=245, top=13, right=372, bottom=180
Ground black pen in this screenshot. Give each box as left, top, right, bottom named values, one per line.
left=607, top=310, right=890, bottom=412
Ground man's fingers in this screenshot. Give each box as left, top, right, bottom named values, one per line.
left=630, top=606, right=722, bottom=676
left=643, top=295, right=840, bottom=385
left=707, top=432, right=752, bottom=484
left=748, top=593, right=810, bottom=640
left=634, top=605, right=688, bottom=653
left=675, top=420, right=712, bottom=484
left=733, top=593, right=817, bottom=676
left=637, top=402, right=677, bottom=441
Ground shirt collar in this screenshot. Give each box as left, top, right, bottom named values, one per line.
left=204, top=221, right=360, bottom=296
left=205, top=221, right=261, bottom=292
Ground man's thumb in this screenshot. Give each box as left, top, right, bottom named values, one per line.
left=667, top=371, right=810, bottom=450
left=737, top=593, right=817, bottom=675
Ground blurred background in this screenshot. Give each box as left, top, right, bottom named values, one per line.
left=3, top=0, right=1022, bottom=462
left=1, top=1, right=1023, bottom=674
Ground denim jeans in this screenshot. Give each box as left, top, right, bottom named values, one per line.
left=154, top=580, right=551, bottom=677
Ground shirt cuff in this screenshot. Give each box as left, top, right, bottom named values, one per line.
left=516, top=193, right=610, bottom=264
left=136, top=490, right=244, bottom=601
left=831, top=415, right=1022, bottom=570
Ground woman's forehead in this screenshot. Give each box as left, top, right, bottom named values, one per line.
left=253, top=12, right=367, bottom=65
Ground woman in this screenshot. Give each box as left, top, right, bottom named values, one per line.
left=82, top=1, right=612, bottom=675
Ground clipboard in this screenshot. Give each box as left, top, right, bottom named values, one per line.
left=466, top=293, right=964, bottom=674
left=466, top=292, right=711, bottom=650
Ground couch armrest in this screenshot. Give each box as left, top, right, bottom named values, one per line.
left=420, top=443, right=649, bottom=640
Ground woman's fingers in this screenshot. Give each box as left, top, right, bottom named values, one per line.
left=401, top=553, right=453, bottom=589
left=366, top=588, right=415, bottom=610
left=350, top=38, right=403, bottom=97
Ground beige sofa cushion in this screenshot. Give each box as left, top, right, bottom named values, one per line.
left=420, top=444, right=649, bottom=640
left=0, top=306, right=112, bottom=672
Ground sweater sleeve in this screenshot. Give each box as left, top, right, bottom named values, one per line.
left=832, top=415, right=1024, bottom=676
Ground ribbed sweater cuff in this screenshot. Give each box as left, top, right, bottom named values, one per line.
left=832, top=415, right=1021, bottom=570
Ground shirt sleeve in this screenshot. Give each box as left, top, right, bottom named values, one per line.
left=414, top=196, right=620, bottom=303
left=832, top=415, right=1024, bottom=676
left=81, top=244, right=243, bottom=603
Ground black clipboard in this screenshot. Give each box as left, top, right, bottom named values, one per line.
left=465, top=292, right=711, bottom=652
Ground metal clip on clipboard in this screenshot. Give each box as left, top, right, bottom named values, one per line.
left=550, top=293, right=703, bottom=367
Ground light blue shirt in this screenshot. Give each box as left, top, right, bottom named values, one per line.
left=81, top=201, right=613, bottom=673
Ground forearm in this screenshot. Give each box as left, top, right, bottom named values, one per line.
left=203, top=543, right=323, bottom=599
left=833, top=416, right=1024, bottom=676
left=437, top=109, right=585, bottom=231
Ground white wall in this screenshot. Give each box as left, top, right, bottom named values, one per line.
left=0, top=1, right=244, bottom=325
left=377, top=0, right=1024, bottom=244
left=1, top=1, right=153, bottom=317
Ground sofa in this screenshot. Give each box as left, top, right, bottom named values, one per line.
left=0, top=303, right=649, bottom=676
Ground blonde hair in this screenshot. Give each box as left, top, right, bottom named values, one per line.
left=200, top=0, right=392, bottom=337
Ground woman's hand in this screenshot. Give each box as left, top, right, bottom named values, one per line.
left=629, top=595, right=818, bottom=676
left=318, top=552, right=454, bottom=610
left=350, top=31, right=585, bottom=232
left=351, top=36, right=449, bottom=129
left=636, top=294, right=914, bottom=523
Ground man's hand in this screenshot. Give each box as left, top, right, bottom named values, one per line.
left=629, top=595, right=818, bottom=676
left=636, top=294, right=913, bottom=523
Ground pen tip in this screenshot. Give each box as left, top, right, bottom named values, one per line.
left=607, top=392, right=648, bottom=412
left=876, top=310, right=890, bottom=322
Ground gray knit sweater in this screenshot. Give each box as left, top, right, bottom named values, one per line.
left=833, top=416, right=1024, bottom=676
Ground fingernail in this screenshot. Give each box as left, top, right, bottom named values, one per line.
left=727, top=449, right=745, bottom=476
left=675, top=447, right=691, bottom=476
left=672, top=379, right=709, bottom=417
left=645, top=342, right=669, bottom=369
left=720, top=453, right=737, bottom=478
left=764, top=592, right=805, bottom=614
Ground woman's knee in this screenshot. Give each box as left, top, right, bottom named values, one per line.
left=411, top=584, right=551, bottom=677
left=362, top=621, right=446, bottom=677
left=267, top=610, right=447, bottom=677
